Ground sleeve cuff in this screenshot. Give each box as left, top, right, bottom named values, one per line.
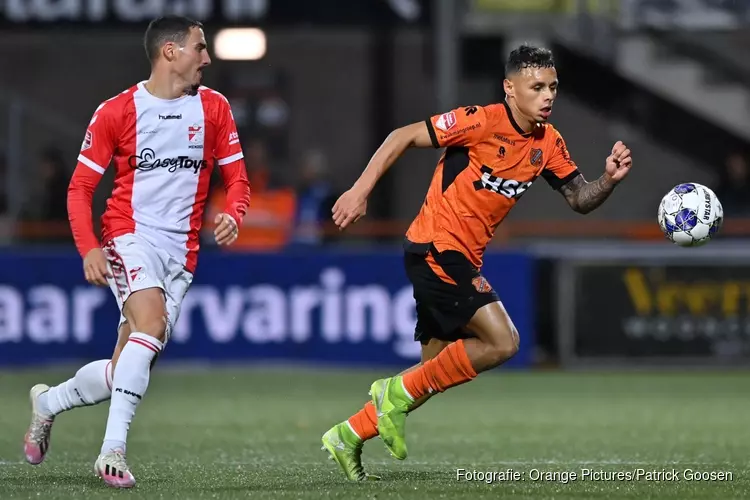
left=217, top=152, right=244, bottom=166
left=222, top=210, right=242, bottom=227
left=424, top=119, right=440, bottom=149
left=542, top=169, right=581, bottom=190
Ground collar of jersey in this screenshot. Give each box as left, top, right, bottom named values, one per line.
left=137, top=81, right=192, bottom=104
left=502, top=100, right=535, bottom=138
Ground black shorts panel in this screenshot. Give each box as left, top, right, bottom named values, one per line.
left=403, top=247, right=500, bottom=345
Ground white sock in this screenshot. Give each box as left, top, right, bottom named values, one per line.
left=38, top=360, right=113, bottom=417
left=101, top=332, right=162, bottom=455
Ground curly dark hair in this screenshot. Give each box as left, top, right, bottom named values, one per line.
left=505, top=44, right=555, bottom=76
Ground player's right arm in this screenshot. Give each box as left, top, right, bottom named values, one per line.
left=332, top=105, right=487, bottom=230
left=67, top=102, right=119, bottom=285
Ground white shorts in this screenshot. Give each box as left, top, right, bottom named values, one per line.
left=103, top=233, right=193, bottom=342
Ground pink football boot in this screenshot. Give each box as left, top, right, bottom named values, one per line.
left=24, top=384, right=54, bottom=465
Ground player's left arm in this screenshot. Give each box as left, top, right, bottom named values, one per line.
left=213, top=94, right=251, bottom=245
left=543, top=132, right=632, bottom=214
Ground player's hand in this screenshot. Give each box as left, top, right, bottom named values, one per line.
left=605, top=141, right=632, bottom=183
left=332, top=188, right=368, bottom=231
left=83, top=248, right=111, bottom=287
left=214, top=213, right=239, bottom=246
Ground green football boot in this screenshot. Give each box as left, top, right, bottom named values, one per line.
left=321, top=422, right=380, bottom=481
left=369, top=376, right=413, bottom=461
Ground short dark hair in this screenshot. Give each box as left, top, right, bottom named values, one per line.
left=144, top=15, right=203, bottom=63
left=505, top=44, right=555, bottom=76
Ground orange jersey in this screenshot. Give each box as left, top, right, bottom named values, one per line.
left=405, top=102, right=580, bottom=268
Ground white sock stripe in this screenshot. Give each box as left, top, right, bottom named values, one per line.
left=345, top=421, right=361, bottom=440
left=128, top=338, right=160, bottom=354
left=128, top=332, right=163, bottom=352
left=401, top=378, right=415, bottom=401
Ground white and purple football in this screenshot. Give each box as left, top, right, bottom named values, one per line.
left=658, top=183, right=723, bottom=247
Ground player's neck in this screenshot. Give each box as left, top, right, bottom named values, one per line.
left=504, top=98, right=535, bottom=134
left=144, top=71, right=188, bottom=100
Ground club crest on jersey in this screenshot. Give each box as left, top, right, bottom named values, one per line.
left=129, top=266, right=145, bottom=283
left=530, top=148, right=543, bottom=167
left=472, top=276, right=493, bottom=293
left=435, top=111, right=456, bottom=132
left=188, top=125, right=204, bottom=149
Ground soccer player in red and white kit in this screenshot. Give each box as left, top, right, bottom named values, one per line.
left=22, top=16, right=251, bottom=488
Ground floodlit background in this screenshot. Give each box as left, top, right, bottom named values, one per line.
left=1, top=1, right=750, bottom=498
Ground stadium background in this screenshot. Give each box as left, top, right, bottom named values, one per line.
left=2, top=1, right=750, bottom=498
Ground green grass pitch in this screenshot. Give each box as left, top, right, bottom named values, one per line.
left=0, top=365, right=748, bottom=499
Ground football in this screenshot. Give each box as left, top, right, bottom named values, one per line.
left=658, top=183, right=723, bottom=247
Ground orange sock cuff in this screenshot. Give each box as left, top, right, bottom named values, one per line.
left=346, top=401, right=378, bottom=441
left=363, top=400, right=377, bottom=426
left=403, top=339, right=476, bottom=400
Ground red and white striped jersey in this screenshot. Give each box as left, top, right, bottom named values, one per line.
left=68, top=82, right=251, bottom=273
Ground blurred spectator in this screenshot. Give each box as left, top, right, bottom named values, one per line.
left=37, top=147, right=69, bottom=222
left=16, top=146, right=72, bottom=244
left=0, top=154, right=8, bottom=216
left=0, top=154, right=12, bottom=244
left=291, top=148, right=339, bottom=246
left=715, top=152, right=750, bottom=216
left=21, top=146, right=69, bottom=224
left=203, top=138, right=296, bottom=251
left=244, top=138, right=273, bottom=192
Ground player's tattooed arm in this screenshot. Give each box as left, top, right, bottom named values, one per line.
left=558, top=140, right=632, bottom=214
left=559, top=173, right=617, bottom=214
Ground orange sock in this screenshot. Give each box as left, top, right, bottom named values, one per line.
left=346, top=401, right=378, bottom=441
left=402, top=339, right=477, bottom=400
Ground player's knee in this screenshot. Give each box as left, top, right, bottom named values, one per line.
left=130, top=316, right=168, bottom=342
left=487, top=343, right=518, bottom=366
left=486, top=327, right=519, bottom=365
left=421, top=338, right=451, bottom=362
left=123, top=289, right=168, bottom=341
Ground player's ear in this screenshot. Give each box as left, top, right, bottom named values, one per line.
left=503, top=78, right=514, bottom=97
left=163, top=42, right=177, bottom=62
